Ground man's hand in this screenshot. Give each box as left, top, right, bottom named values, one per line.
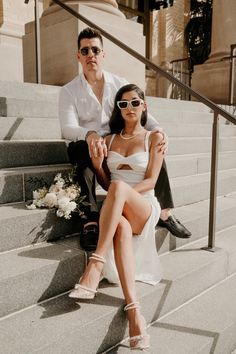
left=158, top=131, right=168, bottom=154
left=89, top=138, right=107, bottom=170
left=86, top=131, right=105, bottom=157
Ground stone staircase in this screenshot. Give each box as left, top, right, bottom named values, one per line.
left=0, top=81, right=236, bottom=354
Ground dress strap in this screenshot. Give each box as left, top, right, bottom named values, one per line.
left=107, top=134, right=116, bottom=151
left=145, top=131, right=151, bottom=152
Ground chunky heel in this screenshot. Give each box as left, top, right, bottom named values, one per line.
left=124, top=302, right=150, bottom=350
left=69, top=253, right=106, bottom=299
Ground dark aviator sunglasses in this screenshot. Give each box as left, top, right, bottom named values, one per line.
left=117, top=99, right=144, bottom=109
left=80, top=46, right=102, bottom=56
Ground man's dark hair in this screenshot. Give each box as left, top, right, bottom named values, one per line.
left=109, top=84, right=147, bottom=134
left=77, top=27, right=103, bottom=50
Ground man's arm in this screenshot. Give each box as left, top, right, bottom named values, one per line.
left=145, top=112, right=163, bottom=133
left=145, top=112, right=168, bottom=154
left=58, top=86, right=90, bottom=141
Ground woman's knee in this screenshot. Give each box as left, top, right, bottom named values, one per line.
left=109, top=180, right=127, bottom=198
left=114, top=218, right=132, bottom=244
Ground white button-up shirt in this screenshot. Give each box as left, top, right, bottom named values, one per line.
left=59, top=70, right=161, bottom=144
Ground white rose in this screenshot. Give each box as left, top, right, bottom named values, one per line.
left=43, top=193, right=58, bottom=208
left=58, top=196, right=70, bottom=211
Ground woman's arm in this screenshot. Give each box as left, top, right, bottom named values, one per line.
left=133, top=132, right=164, bottom=194
left=89, top=136, right=111, bottom=191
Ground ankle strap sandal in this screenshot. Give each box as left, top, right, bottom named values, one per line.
left=124, top=302, right=150, bottom=350
left=89, top=253, right=106, bottom=264
left=68, top=253, right=106, bottom=300
left=124, top=302, right=140, bottom=311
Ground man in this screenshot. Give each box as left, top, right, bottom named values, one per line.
left=59, top=27, right=191, bottom=250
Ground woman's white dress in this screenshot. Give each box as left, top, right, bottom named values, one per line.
left=101, top=132, right=162, bottom=285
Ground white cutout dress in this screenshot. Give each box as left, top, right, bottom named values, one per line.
left=102, top=132, right=162, bottom=285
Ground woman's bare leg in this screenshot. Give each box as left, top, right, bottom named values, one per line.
left=79, top=180, right=151, bottom=290
left=113, top=216, right=145, bottom=338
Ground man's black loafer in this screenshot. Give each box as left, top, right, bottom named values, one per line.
left=80, top=224, right=99, bottom=251
left=157, top=215, right=191, bottom=238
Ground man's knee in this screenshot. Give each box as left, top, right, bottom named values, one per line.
left=67, top=140, right=91, bottom=169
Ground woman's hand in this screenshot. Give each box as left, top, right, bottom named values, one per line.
left=89, top=138, right=107, bottom=170
left=158, top=131, right=168, bottom=154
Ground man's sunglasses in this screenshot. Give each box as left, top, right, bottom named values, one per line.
left=80, top=46, right=102, bottom=56
left=117, top=99, right=144, bottom=109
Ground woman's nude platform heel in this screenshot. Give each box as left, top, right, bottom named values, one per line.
left=68, top=253, right=106, bottom=299
left=124, top=302, right=150, bottom=350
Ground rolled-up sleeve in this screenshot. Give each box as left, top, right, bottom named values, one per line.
left=58, top=87, right=89, bottom=141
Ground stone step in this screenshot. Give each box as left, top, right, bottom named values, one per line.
left=0, top=203, right=82, bottom=252
left=155, top=192, right=236, bottom=255
left=1, top=191, right=236, bottom=255
left=0, top=81, right=210, bottom=112
left=0, top=98, right=58, bottom=118
left=168, top=136, right=236, bottom=155
left=164, top=122, right=236, bottom=137
left=0, top=116, right=61, bottom=140
left=0, top=80, right=60, bottom=101
left=0, top=239, right=86, bottom=318
left=1, top=136, right=236, bottom=168
left=0, top=164, right=72, bottom=204
left=166, top=151, right=236, bottom=178
left=1, top=116, right=235, bottom=141
left=171, top=168, right=236, bottom=207
left=0, top=227, right=235, bottom=353
left=2, top=150, right=236, bottom=204
left=0, top=140, right=68, bottom=168
left=112, top=270, right=236, bottom=354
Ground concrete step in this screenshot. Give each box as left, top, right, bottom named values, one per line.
left=1, top=187, right=236, bottom=256
left=168, top=136, right=236, bottom=155
left=0, top=116, right=61, bottom=140
left=0, top=227, right=235, bottom=353
left=0, top=97, right=58, bottom=118
left=0, top=81, right=210, bottom=112
left=1, top=116, right=235, bottom=141
left=171, top=168, right=236, bottom=207
left=0, top=164, right=71, bottom=204
left=146, top=96, right=212, bottom=112
left=112, top=271, right=236, bottom=354
left=164, top=122, right=236, bottom=137
left=0, top=140, right=68, bottom=168
left=2, top=150, right=236, bottom=204
left=155, top=192, right=236, bottom=255
left=1, top=136, right=236, bottom=168
left=0, top=203, right=82, bottom=252
left=0, top=80, right=60, bottom=101
left=166, top=151, right=236, bottom=178
left=0, top=240, right=85, bottom=317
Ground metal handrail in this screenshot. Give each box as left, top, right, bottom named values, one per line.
left=27, top=0, right=236, bottom=251
left=221, top=44, right=236, bottom=106
left=169, top=57, right=192, bottom=100
left=24, top=0, right=41, bottom=83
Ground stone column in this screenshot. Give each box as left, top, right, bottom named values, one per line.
left=44, top=0, right=123, bottom=18
left=0, top=1, right=44, bottom=81
left=146, top=0, right=190, bottom=97
left=192, top=0, right=236, bottom=104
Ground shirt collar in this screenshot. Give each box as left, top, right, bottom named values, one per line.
left=80, top=70, right=112, bottom=87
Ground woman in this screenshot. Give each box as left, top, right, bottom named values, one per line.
left=69, top=84, right=164, bottom=350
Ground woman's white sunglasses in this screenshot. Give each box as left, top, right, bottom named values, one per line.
left=117, top=99, right=144, bottom=110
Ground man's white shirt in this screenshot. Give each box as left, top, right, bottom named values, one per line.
left=59, top=70, right=161, bottom=144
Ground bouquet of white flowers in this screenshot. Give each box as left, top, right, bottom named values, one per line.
left=26, top=171, right=87, bottom=220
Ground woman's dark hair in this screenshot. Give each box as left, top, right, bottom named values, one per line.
left=77, top=27, right=103, bottom=50
left=109, top=84, right=147, bottom=134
